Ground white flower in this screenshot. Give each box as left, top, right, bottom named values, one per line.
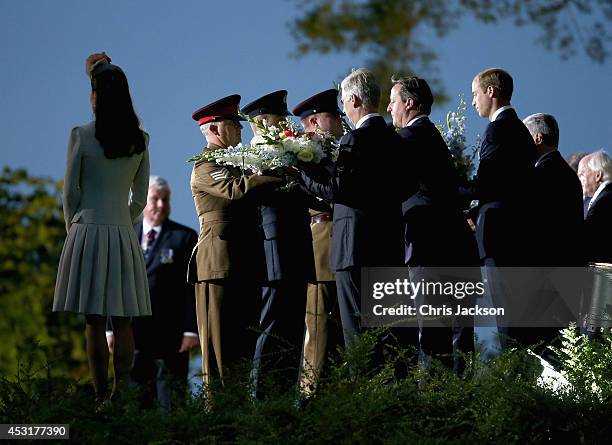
left=251, top=135, right=266, bottom=146
left=297, top=149, right=314, bottom=162
left=282, top=138, right=301, bottom=154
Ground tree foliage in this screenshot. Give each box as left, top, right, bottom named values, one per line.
left=0, top=167, right=87, bottom=379
left=290, top=0, right=612, bottom=110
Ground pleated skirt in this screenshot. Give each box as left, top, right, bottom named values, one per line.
left=53, top=223, right=151, bottom=316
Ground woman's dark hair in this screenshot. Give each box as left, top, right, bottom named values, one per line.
left=91, top=64, right=145, bottom=159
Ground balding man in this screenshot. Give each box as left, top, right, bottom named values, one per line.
left=523, top=113, right=584, bottom=266
left=522, top=114, right=584, bottom=349
left=466, top=68, right=538, bottom=350
left=467, top=68, right=537, bottom=266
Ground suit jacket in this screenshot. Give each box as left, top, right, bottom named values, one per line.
left=189, top=145, right=283, bottom=282
left=259, top=188, right=316, bottom=283
left=132, top=219, right=198, bottom=355
left=462, top=108, right=537, bottom=265
left=584, top=182, right=612, bottom=263
left=533, top=150, right=584, bottom=265
left=301, top=115, right=407, bottom=270
left=398, top=117, right=479, bottom=266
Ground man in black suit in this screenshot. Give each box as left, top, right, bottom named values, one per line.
left=578, top=151, right=612, bottom=263
left=466, top=68, right=537, bottom=350
left=109, top=176, right=199, bottom=408
left=522, top=113, right=585, bottom=349
left=241, top=91, right=316, bottom=396
left=468, top=68, right=537, bottom=266
left=299, top=68, right=408, bottom=353
left=388, top=76, right=479, bottom=370
left=524, top=113, right=584, bottom=266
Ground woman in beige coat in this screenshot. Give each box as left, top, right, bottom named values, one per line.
left=53, top=53, right=151, bottom=405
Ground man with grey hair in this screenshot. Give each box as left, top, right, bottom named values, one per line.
left=299, top=68, right=407, bottom=356
left=189, top=95, right=284, bottom=387
left=579, top=151, right=612, bottom=262
left=109, top=174, right=200, bottom=409
left=521, top=114, right=584, bottom=350
left=523, top=113, right=584, bottom=266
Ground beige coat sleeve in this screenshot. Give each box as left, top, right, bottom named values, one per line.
left=191, top=161, right=283, bottom=200
left=62, top=127, right=82, bottom=232
left=129, top=134, right=150, bottom=222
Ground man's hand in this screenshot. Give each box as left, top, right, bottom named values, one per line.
left=179, top=335, right=200, bottom=353
left=85, top=52, right=111, bottom=77
left=466, top=217, right=476, bottom=232
left=285, top=166, right=301, bottom=178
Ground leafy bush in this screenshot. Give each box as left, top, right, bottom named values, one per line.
left=2, top=328, right=612, bottom=444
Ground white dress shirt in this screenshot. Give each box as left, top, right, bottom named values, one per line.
left=141, top=220, right=161, bottom=249
left=405, top=114, right=428, bottom=127
left=490, top=105, right=513, bottom=122
left=355, top=113, right=381, bottom=129
left=588, top=180, right=611, bottom=211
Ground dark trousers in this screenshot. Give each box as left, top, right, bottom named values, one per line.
left=409, top=266, right=475, bottom=373
left=252, top=280, right=307, bottom=396
left=335, top=268, right=362, bottom=348
left=336, top=268, right=417, bottom=373
left=131, top=350, right=189, bottom=409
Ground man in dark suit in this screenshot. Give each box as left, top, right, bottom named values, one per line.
left=522, top=113, right=585, bottom=349
left=108, top=176, right=199, bottom=409
left=299, top=69, right=408, bottom=354
left=524, top=113, right=584, bottom=266
left=467, top=68, right=537, bottom=266
left=388, top=76, right=479, bottom=371
left=579, top=151, right=612, bottom=263
left=465, top=68, right=537, bottom=350
left=241, top=90, right=316, bottom=396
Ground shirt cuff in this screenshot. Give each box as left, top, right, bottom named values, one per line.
left=183, top=332, right=198, bottom=337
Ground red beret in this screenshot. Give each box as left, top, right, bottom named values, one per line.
left=192, top=94, right=245, bottom=125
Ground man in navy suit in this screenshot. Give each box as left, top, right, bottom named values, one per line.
left=467, top=68, right=537, bottom=266
left=109, top=176, right=199, bottom=408
left=465, top=68, right=537, bottom=350
left=388, top=76, right=479, bottom=370
left=524, top=113, right=584, bottom=266
left=521, top=114, right=584, bottom=349
left=300, top=69, right=408, bottom=353
left=579, top=151, right=612, bottom=263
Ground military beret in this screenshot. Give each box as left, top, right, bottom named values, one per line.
left=192, top=94, right=245, bottom=125
left=241, top=90, right=291, bottom=118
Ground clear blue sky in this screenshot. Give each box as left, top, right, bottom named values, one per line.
left=1, top=0, right=610, bottom=230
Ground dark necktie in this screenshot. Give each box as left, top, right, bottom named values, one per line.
left=143, top=229, right=157, bottom=260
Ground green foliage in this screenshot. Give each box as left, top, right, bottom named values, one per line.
left=290, top=0, right=612, bottom=112
left=2, top=331, right=612, bottom=444
left=0, top=167, right=87, bottom=379
left=549, top=324, right=612, bottom=402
